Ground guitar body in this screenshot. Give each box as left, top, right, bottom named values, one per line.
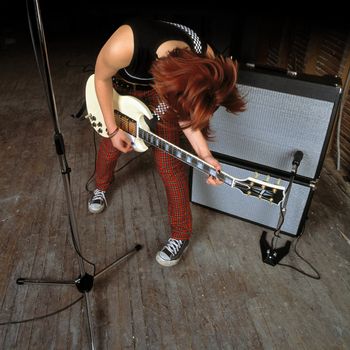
left=85, top=74, right=153, bottom=152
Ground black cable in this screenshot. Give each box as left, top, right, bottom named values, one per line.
left=68, top=217, right=96, bottom=276
left=70, top=100, right=86, bottom=120
left=271, top=205, right=285, bottom=248
left=113, top=152, right=149, bottom=175
left=267, top=174, right=320, bottom=279
left=0, top=296, right=83, bottom=326
left=85, top=130, right=98, bottom=193
left=270, top=180, right=293, bottom=249
left=277, top=226, right=321, bottom=280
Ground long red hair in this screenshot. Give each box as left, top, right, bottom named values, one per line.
left=150, top=48, right=246, bottom=139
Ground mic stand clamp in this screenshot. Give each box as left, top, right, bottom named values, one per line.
left=260, top=153, right=303, bottom=265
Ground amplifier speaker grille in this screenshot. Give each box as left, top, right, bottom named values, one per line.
left=208, top=69, right=341, bottom=181
left=190, top=161, right=313, bottom=236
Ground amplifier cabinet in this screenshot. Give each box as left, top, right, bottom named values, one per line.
left=208, top=67, right=342, bottom=182
left=190, top=159, right=314, bottom=237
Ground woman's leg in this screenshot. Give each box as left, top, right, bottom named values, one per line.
left=88, top=137, right=121, bottom=214
left=153, top=121, right=192, bottom=241
left=95, top=137, right=121, bottom=191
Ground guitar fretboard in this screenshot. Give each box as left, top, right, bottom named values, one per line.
left=138, top=128, right=240, bottom=188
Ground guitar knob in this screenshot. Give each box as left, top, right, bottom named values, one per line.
left=92, top=122, right=96, bottom=127
left=98, top=128, right=103, bottom=134
left=97, top=122, right=102, bottom=127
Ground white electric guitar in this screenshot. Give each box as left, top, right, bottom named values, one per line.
left=85, top=74, right=285, bottom=205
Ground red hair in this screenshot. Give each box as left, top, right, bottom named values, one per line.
left=150, top=48, right=246, bottom=139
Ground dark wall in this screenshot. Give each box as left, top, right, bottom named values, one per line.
left=1, top=1, right=349, bottom=62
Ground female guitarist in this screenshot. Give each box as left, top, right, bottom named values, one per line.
left=89, top=18, right=246, bottom=267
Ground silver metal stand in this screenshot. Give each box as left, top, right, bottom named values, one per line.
left=260, top=151, right=303, bottom=265
left=17, top=2, right=142, bottom=349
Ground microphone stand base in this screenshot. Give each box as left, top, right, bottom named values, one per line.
left=260, top=231, right=291, bottom=266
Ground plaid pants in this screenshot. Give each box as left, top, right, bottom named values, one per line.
left=95, top=85, right=192, bottom=240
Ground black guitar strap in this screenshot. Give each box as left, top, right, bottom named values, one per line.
left=144, top=114, right=159, bottom=132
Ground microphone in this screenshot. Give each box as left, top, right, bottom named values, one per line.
left=292, top=150, right=303, bottom=166
left=292, top=150, right=303, bottom=173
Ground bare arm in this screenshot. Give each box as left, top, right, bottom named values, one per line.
left=180, top=123, right=223, bottom=186
left=94, top=25, right=134, bottom=153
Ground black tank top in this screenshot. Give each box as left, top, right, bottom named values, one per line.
left=117, top=19, right=207, bottom=86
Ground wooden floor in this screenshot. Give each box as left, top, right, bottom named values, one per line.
left=1, top=32, right=350, bottom=350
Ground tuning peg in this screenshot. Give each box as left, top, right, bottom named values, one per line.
left=265, top=175, right=270, bottom=182
left=273, top=179, right=282, bottom=193
left=254, top=172, right=259, bottom=178
left=269, top=198, right=274, bottom=204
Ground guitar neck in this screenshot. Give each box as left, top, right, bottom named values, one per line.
left=138, top=128, right=246, bottom=190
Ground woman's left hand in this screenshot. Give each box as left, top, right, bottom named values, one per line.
left=203, top=155, right=223, bottom=186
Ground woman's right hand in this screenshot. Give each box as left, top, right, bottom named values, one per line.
left=110, top=129, right=134, bottom=153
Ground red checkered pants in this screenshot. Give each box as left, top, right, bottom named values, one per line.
left=95, top=87, right=192, bottom=240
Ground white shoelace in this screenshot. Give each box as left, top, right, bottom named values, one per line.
left=165, top=238, right=183, bottom=255
left=92, top=189, right=107, bottom=206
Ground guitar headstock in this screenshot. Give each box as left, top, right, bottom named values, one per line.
left=234, top=175, right=285, bottom=205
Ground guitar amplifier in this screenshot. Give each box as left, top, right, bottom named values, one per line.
left=208, top=65, right=342, bottom=182
left=190, top=159, right=314, bottom=237
left=190, top=66, right=341, bottom=237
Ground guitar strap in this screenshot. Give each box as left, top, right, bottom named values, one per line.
left=112, top=73, right=152, bottom=91
left=144, top=114, right=159, bottom=132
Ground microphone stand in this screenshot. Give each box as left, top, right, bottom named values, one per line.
left=260, top=151, right=303, bottom=265
left=17, top=2, right=142, bottom=349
